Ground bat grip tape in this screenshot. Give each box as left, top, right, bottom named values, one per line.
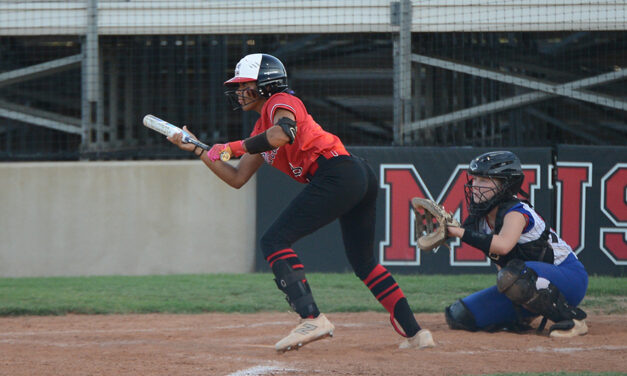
left=189, top=139, right=209, bottom=150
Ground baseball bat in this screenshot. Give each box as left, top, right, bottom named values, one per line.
left=142, top=115, right=231, bottom=161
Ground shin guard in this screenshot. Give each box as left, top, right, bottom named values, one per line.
left=497, top=259, right=587, bottom=333
left=362, top=264, right=420, bottom=337
left=266, top=248, right=319, bottom=319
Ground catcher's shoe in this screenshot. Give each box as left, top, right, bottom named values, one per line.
left=275, top=314, right=335, bottom=353
left=398, top=329, right=435, bottom=349
left=549, top=319, right=588, bottom=338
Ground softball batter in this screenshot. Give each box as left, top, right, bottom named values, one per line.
left=168, top=53, right=434, bottom=352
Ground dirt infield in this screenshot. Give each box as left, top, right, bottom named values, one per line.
left=0, top=312, right=625, bottom=376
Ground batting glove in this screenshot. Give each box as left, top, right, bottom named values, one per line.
left=207, top=141, right=246, bottom=162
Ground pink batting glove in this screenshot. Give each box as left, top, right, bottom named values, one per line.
left=207, top=143, right=228, bottom=162
left=207, top=141, right=245, bottom=162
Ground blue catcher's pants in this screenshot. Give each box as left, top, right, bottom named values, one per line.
left=462, top=253, right=588, bottom=328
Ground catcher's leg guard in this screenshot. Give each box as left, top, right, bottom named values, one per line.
left=361, top=264, right=420, bottom=337
left=445, top=299, right=478, bottom=331
left=266, top=249, right=319, bottom=318
left=497, top=259, right=587, bottom=336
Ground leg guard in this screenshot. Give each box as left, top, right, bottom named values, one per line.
left=267, top=249, right=319, bottom=319
left=496, top=259, right=537, bottom=302
left=497, top=259, right=587, bottom=331
left=523, top=283, right=587, bottom=323
left=445, top=300, right=478, bottom=331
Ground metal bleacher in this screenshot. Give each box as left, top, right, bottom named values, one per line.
left=0, top=1, right=625, bottom=159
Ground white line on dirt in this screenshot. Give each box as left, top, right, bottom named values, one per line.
left=529, top=345, right=627, bottom=353
left=227, top=364, right=299, bottom=376
left=451, top=345, right=627, bottom=354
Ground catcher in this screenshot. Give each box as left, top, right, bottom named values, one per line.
left=168, top=53, right=434, bottom=352
left=413, top=151, right=588, bottom=337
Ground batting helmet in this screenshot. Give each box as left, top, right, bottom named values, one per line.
left=224, top=54, right=288, bottom=109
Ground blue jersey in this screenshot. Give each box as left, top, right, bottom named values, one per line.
left=461, top=202, right=588, bottom=329
left=477, top=202, right=577, bottom=265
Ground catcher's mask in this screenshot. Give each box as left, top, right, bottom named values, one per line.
left=464, top=151, right=526, bottom=216
left=224, top=53, right=289, bottom=110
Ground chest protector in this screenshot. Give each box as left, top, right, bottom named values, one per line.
left=463, top=198, right=555, bottom=267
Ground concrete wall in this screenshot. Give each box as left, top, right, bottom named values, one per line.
left=0, top=161, right=256, bottom=277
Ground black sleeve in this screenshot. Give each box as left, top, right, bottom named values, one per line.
left=243, top=132, right=274, bottom=154
left=461, top=230, right=493, bottom=255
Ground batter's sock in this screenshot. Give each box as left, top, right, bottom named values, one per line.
left=362, top=264, right=420, bottom=337
left=266, top=249, right=320, bottom=319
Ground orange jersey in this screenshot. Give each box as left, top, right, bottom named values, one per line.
left=250, top=93, right=348, bottom=183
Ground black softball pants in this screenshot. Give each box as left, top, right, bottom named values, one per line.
left=260, top=155, right=378, bottom=279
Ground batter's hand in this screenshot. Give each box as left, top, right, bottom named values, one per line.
left=207, top=143, right=229, bottom=162
left=208, top=140, right=246, bottom=162
left=167, top=125, right=197, bottom=152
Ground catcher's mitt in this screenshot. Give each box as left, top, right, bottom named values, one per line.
left=411, top=197, right=461, bottom=251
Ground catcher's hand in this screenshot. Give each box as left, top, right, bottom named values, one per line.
left=411, top=197, right=461, bottom=251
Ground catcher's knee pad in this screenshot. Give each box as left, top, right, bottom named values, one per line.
left=445, top=299, right=478, bottom=331
left=269, top=256, right=318, bottom=318
left=496, top=259, right=538, bottom=304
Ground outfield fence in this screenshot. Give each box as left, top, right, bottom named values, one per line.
left=257, top=146, right=626, bottom=276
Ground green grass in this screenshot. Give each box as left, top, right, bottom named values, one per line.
left=0, top=273, right=624, bottom=316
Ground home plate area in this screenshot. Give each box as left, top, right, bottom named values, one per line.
left=0, top=312, right=624, bottom=375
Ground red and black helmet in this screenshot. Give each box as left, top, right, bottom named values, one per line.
left=224, top=53, right=288, bottom=108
